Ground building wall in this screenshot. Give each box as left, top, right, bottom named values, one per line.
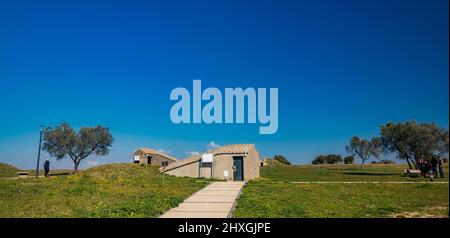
left=212, top=154, right=234, bottom=180
left=166, top=161, right=200, bottom=177
left=163, top=148, right=260, bottom=181
left=136, top=154, right=175, bottom=166
left=245, top=148, right=260, bottom=180
left=212, top=148, right=260, bottom=181
left=200, top=165, right=212, bottom=179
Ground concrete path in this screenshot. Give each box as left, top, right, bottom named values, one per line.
left=160, top=181, right=245, bottom=218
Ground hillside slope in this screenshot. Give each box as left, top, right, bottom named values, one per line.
left=0, top=163, right=208, bottom=217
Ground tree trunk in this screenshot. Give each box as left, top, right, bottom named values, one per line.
left=405, top=157, right=412, bottom=169
left=402, top=151, right=417, bottom=169
left=73, top=160, right=80, bottom=173
left=411, top=158, right=418, bottom=169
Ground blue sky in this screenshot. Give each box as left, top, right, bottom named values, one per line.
left=0, top=0, right=448, bottom=169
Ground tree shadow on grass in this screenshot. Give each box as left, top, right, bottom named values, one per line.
left=342, top=172, right=399, bottom=176
left=48, top=172, right=72, bottom=177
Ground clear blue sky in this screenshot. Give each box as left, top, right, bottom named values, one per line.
left=0, top=0, right=448, bottom=169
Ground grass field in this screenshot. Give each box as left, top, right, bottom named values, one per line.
left=1, top=161, right=448, bottom=218
left=0, top=163, right=208, bottom=218
left=23, top=169, right=74, bottom=177
left=260, top=162, right=449, bottom=182
left=233, top=162, right=449, bottom=218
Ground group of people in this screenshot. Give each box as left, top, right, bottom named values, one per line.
left=418, top=156, right=445, bottom=179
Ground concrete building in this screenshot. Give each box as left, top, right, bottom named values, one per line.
left=260, top=157, right=270, bottom=167
left=159, top=144, right=260, bottom=181
left=133, top=148, right=178, bottom=166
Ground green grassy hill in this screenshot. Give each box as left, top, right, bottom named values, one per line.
left=2, top=162, right=448, bottom=218
left=0, top=163, right=208, bottom=217
left=0, top=163, right=19, bottom=178
left=234, top=163, right=449, bottom=218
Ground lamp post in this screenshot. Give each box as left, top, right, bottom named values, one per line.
left=35, top=125, right=44, bottom=178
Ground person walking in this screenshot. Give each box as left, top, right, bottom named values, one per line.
left=437, top=157, right=445, bottom=178
left=44, top=159, right=50, bottom=177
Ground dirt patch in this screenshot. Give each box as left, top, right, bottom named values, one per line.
left=391, top=206, right=448, bottom=218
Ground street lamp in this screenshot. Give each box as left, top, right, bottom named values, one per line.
left=35, top=125, right=44, bottom=178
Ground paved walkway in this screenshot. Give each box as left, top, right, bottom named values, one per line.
left=160, top=181, right=245, bottom=218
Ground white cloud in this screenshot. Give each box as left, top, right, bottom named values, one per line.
left=181, top=142, right=220, bottom=158
left=86, top=160, right=99, bottom=167
left=157, top=148, right=171, bottom=154
left=206, top=141, right=220, bottom=150
left=184, top=151, right=200, bottom=157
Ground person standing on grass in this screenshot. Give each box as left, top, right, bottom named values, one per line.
left=44, top=159, right=50, bottom=177
left=421, top=159, right=432, bottom=178
left=437, top=157, right=444, bottom=178
left=430, top=156, right=438, bottom=179
left=419, top=159, right=426, bottom=178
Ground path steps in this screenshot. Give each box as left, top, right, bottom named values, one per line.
left=160, top=181, right=245, bottom=218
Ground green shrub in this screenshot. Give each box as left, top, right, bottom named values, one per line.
left=344, top=155, right=355, bottom=164
left=371, top=160, right=396, bottom=164
left=312, top=154, right=342, bottom=164
left=0, top=163, right=19, bottom=178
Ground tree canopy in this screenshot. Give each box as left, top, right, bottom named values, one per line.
left=312, top=154, right=343, bottom=164
left=380, top=121, right=448, bottom=169
left=343, top=155, right=355, bottom=164
left=345, top=136, right=382, bottom=165
left=42, top=123, right=113, bottom=171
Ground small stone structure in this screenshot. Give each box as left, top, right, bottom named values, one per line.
left=160, top=144, right=260, bottom=181
left=17, top=171, right=29, bottom=178
left=133, top=148, right=178, bottom=166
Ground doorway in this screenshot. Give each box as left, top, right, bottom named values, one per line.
left=147, top=156, right=152, bottom=164
left=232, top=156, right=244, bottom=181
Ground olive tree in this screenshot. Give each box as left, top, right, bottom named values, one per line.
left=380, top=121, right=448, bottom=169
left=42, top=123, right=113, bottom=171
left=438, top=129, right=449, bottom=157
left=345, top=136, right=382, bottom=165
